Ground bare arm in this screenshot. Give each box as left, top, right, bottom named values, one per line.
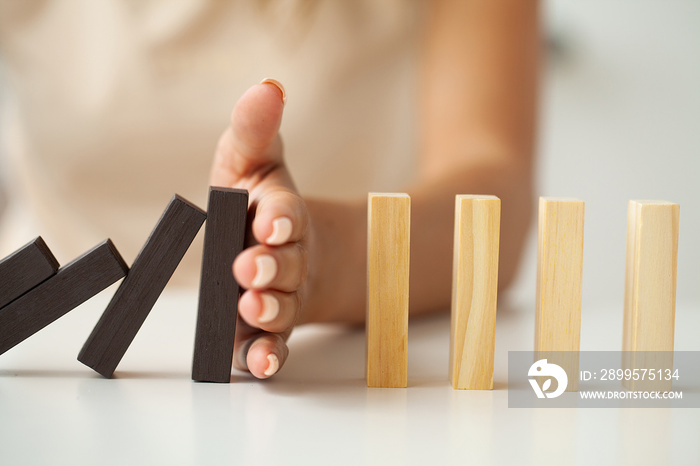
left=413, top=0, right=539, bottom=311
left=305, top=0, right=540, bottom=322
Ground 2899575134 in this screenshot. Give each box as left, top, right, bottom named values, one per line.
left=597, top=368, right=680, bottom=381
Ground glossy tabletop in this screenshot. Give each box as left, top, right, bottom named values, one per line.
left=1, top=289, right=698, bottom=465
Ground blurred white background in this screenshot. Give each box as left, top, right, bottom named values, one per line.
left=509, top=1, right=700, bottom=309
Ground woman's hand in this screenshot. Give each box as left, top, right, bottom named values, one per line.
left=209, top=79, right=308, bottom=379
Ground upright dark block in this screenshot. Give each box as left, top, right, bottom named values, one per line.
left=78, top=195, right=206, bottom=378
left=192, top=187, right=248, bottom=383
left=0, top=236, right=60, bottom=309
left=0, top=240, right=128, bottom=356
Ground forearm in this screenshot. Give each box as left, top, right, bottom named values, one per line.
left=408, top=158, right=533, bottom=315
left=408, top=0, right=539, bottom=314
left=303, top=157, right=533, bottom=324
left=304, top=0, right=539, bottom=324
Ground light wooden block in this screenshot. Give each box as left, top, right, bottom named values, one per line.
left=535, top=197, right=584, bottom=392
left=366, top=193, right=410, bottom=388
left=449, top=195, right=500, bottom=390
left=622, top=200, right=679, bottom=392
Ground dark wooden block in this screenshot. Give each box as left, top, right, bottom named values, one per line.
left=192, top=187, right=248, bottom=383
left=0, top=236, right=60, bottom=309
left=78, top=194, right=206, bottom=378
left=0, top=240, right=128, bottom=356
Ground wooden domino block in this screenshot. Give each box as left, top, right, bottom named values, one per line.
left=535, top=197, right=584, bottom=391
left=192, top=187, right=248, bottom=383
left=366, top=193, right=410, bottom=388
left=0, top=240, right=128, bottom=356
left=449, top=195, right=500, bottom=390
left=78, top=195, right=206, bottom=378
left=0, top=237, right=60, bottom=309
left=622, top=200, right=679, bottom=392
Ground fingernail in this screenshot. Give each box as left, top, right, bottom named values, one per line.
left=258, top=293, right=279, bottom=323
left=264, top=353, right=279, bottom=377
left=266, top=217, right=293, bottom=245
left=252, top=255, right=277, bottom=288
left=260, top=78, right=287, bottom=105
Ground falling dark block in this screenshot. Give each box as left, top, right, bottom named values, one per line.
left=192, top=187, right=248, bottom=383
left=78, top=194, right=206, bottom=378
left=0, top=236, right=60, bottom=309
left=0, top=240, right=128, bottom=356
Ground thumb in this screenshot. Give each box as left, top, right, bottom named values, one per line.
left=211, top=78, right=287, bottom=187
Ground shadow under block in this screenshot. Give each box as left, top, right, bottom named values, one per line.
left=78, top=195, right=206, bottom=378
left=449, top=195, right=500, bottom=390
left=0, top=236, right=60, bottom=309
left=535, top=197, right=584, bottom=392
left=366, top=193, right=410, bottom=388
left=0, top=240, right=128, bottom=356
left=192, top=187, right=248, bottom=383
left=622, top=200, right=679, bottom=392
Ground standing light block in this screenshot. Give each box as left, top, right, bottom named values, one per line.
left=0, top=240, right=128, bottom=356
left=78, top=195, right=206, bottom=378
left=449, top=195, right=501, bottom=390
left=535, top=197, right=584, bottom=392
left=622, top=200, right=679, bottom=392
left=366, top=193, right=410, bottom=388
left=0, top=237, right=59, bottom=309
left=192, top=187, right=248, bottom=383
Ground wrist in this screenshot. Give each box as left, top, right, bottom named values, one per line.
left=299, top=198, right=366, bottom=324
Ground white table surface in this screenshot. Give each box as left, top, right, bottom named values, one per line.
left=1, top=288, right=698, bottom=466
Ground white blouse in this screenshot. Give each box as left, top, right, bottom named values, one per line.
left=0, top=0, right=420, bottom=285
